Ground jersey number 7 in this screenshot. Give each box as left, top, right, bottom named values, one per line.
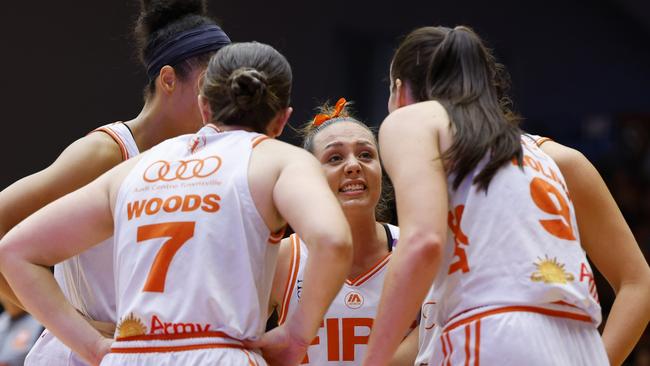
left=137, top=222, right=196, bottom=292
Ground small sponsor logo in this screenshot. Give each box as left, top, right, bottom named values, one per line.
left=150, top=314, right=211, bottom=335
left=421, top=301, right=437, bottom=330
left=345, top=291, right=364, bottom=309
left=188, top=135, right=207, bottom=153
left=143, top=155, right=222, bottom=183
left=116, top=313, right=148, bottom=338
left=530, top=256, right=574, bottom=284
left=116, top=313, right=214, bottom=339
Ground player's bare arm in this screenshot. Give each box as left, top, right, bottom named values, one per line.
left=363, top=102, right=449, bottom=365
left=541, top=140, right=650, bottom=365
left=0, top=132, right=123, bottom=307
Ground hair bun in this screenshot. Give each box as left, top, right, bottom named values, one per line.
left=228, top=68, right=268, bottom=111
left=138, top=0, right=208, bottom=37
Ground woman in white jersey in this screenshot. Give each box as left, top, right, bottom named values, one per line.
left=0, top=1, right=231, bottom=365
left=0, top=41, right=353, bottom=366
left=269, top=98, right=415, bottom=365
left=363, top=25, right=650, bottom=366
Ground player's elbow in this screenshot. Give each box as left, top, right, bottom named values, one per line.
left=0, top=239, right=20, bottom=277
left=314, top=230, right=353, bottom=266
left=402, top=230, right=445, bottom=264
left=633, top=266, right=650, bottom=293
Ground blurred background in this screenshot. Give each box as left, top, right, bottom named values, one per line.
left=1, top=0, right=649, bottom=364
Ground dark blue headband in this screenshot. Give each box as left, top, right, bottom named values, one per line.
left=145, top=24, right=231, bottom=81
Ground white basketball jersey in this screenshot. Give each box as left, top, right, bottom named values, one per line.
left=278, top=224, right=400, bottom=365
left=111, top=125, right=282, bottom=352
left=429, top=134, right=601, bottom=329
left=54, top=122, right=139, bottom=322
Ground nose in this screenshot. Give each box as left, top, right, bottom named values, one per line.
left=345, top=157, right=361, bottom=176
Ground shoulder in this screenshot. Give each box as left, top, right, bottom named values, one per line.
left=381, top=101, right=449, bottom=132
left=63, top=129, right=126, bottom=165
left=254, top=138, right=314, bottom=160
left=537, top=140, right=589, bottom=172
left=379, top=101, right=451, bottom=153
left=251, top=138, right=321, bottom=173
left=22, top=127, right=126, bottom=186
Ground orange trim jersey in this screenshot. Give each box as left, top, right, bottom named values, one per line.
left=111, top=126, right=280, bottom=354
left=28, top=123, right=140, bottom=366
left=92, top=122, right=139, bottom=161
left=428, top=134, right=601, bottom=330
left=53, top=122, right=139, bottom=322
left=279, top=225, right=400, bottom=365
left=430, top=303, right=608, bottom=365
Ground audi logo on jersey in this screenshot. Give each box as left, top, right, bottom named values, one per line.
left=143, top=156, right=222, bottom=182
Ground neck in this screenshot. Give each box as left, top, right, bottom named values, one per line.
left=125, top=100, right=199, bottom=152
left=211, top=122, right=259, bottom=134
left=345, top=209, right=388, bottom=279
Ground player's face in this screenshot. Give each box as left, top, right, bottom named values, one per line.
left=312, top=121, right=382, bottom=214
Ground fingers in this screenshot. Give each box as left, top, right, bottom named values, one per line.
left=242, top=336, right=265, bottom=349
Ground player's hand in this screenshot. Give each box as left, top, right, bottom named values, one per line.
left=87, top=318, right=116, bottom=338
left=245, top=324, right=310, bottom=366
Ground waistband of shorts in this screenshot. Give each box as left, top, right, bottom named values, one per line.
left=442, top=302, right=594, bottom=333
left=110, top=331, right=246, bottom=354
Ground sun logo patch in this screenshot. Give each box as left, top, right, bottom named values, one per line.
left=116, top=313, right=147, bottom=338
left=530, top=256, right=575, bottom=284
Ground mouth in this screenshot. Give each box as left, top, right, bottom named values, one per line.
left=339, top=182, right=367, bottom=195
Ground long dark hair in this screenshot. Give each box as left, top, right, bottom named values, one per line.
left=201, top=42, right=292, bottom=133
left=391, top=26, right=522, bottom=191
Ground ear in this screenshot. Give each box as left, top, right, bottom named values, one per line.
left=157, top=65, right=177, bottom=94
left=266, top=107, right=293, bottom=138
left=198, top=94, right=212, bottom=124
left=395, top=78, right=415, bottom=108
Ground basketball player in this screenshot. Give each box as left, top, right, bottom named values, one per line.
left=401, top=133, right=648, bottom=366
left=269, top=99, right=414, bottom=365
left=362, top=25, right=650, bottom=365
left=0, top=41, right=352, bottom=366
left=0, top=1, right=230, bottom=364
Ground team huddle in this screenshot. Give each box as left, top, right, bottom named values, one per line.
left=0, top=1, right=648, bottom=365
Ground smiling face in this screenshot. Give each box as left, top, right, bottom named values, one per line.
left=311, top=121, right=382, bottom=214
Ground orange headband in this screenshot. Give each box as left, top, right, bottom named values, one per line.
left=312, top=98, right=347, bottom=127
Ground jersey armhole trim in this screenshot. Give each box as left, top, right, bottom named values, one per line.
left=91, top=127, right=128, bottom=161
left=268, top=225, right=287, bottom=245
left=251, top=135, right=270, bottom=148
left=382, top=223, right=394, bottom=252
left=535, top=137, right=553, bottom=147
left=278, top=234, right=301, bottom=324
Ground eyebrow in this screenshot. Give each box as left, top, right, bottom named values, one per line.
left=323, top=140, right=375, bottom=150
